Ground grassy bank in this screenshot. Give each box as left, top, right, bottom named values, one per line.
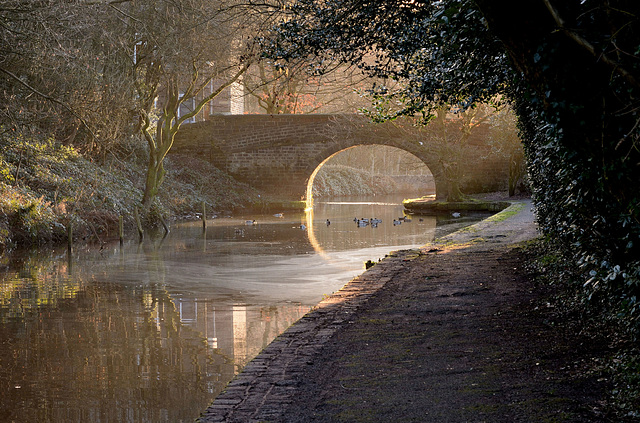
left=0, top=133, right=262, bottom=251
left=403, top=194, right=511, bottom=214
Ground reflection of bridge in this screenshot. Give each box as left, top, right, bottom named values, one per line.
left=170, top=299, right=310, bottom=369
left=172, top=114, right=509, bottom=201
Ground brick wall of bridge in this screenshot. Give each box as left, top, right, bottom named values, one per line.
left=172, top=114, right=510, bottom=200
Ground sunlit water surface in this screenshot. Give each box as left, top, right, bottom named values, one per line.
left=0, top=196, right=488, bottom=422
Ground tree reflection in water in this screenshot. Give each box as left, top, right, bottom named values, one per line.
left=0, top=195, right=481, bottom=422
left=0, top=257, right=309, bottom=422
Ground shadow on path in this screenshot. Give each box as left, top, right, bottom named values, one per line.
left=199, top=200, right=609, bottom=423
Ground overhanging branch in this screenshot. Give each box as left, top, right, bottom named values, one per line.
left=543, top=0, right=640, bottom=90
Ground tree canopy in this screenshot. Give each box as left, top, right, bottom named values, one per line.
left=268, top=0, right=511, bottom=119
left=269, top=0, right=640, bottom=335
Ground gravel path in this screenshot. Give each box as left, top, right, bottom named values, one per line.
left=198, top=200, right=610, bottom=423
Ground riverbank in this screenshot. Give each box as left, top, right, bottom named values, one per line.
left=0, top=133, right=429, bottom=252
left=0, top=133, right=265, bottom=250
left=198, top=199, right=625, bottom=422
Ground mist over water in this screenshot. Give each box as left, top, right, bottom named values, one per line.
left=0, top=195, right=487, bottom=422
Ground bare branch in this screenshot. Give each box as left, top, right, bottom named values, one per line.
left=0, top=66, right=96, bottom=140
left=177, top=62, right=250, bottom=126
left=543, top=0, right=640, bottom=89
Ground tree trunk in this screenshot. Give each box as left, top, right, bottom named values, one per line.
left=141, top=154, right=166, bottom=210
left=508, top=149, right=525, bottom=197
left=139, top=64, right=249, bottom=212
left=140, top=105, right=174, bottom=212
left=444, top=163, right=464, bottom=202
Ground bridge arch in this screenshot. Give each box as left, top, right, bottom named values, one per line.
left=304, top=144, right=436, bottom=209
left=172, top=114, right=507, bottom=205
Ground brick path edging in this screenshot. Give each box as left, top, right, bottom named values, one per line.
left=197, top=249, right=418, bottom=423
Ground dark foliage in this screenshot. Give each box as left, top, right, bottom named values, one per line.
left=501, top=1, right=640, bottom=337
left=267, top=1, right=512, bottom=118
left=269, top=0, right=640, bottom=338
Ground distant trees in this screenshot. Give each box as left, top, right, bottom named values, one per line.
left=487, top=107, right=526, bottom=197
left=389, top=104, right=520, bottom=202
left=421, top=106, right=495, bottom=202
left=242, top=59, right=372, bottom=114
left=327, top=145, right=430, bottom=177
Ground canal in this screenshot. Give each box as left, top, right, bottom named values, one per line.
left=0, top=195, right=488, bottom=422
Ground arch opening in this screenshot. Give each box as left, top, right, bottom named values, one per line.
left=305, top=145, right=435, bottom=210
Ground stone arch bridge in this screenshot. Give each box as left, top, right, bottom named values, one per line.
left=172, top=114, right=509, bottom=201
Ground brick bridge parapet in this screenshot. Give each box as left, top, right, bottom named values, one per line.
left=172, top=114, right=508, bottom=200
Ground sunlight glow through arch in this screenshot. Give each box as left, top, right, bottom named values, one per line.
left=304, top=151, right=344, bottom=211
left=305, top=146, right=435, bottom=211
left=304, top=207, right=331, bottom=260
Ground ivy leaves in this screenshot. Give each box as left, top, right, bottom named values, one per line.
left=267, top=0, right=511, bottom=120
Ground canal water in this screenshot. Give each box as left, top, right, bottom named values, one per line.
left=0, top=196, right=487, bottom=422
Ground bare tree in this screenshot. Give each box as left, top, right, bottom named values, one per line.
left=487, top=107, right=526, bottom=196
left=114, top=0, right=281, bottom=210
left=1, top=0, right=288, bottom=211
left=243, top=58, right=375, bottom=114
left=0, top=1, right=135, bottom=152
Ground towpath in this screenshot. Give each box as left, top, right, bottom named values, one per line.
left=199, top=199, right=609, bottom=423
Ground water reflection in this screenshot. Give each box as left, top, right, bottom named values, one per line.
left=0, top=196, right=487, bottom=422
left=0, top=255, right=310, bottom=423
